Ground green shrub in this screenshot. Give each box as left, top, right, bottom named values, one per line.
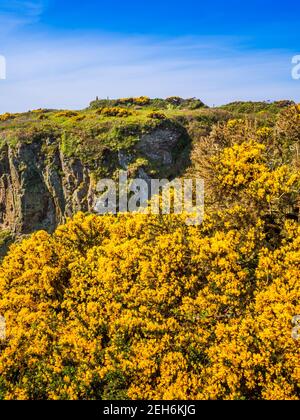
left=147, top=111, right=167, bottom=120
left=220, top=101, right=294, bottom=115
left=70, top=115, right=86, bottom=122
left=38, top=114, right=49, bottom=120
left=165, top=97, right=206, bottom=110
left=166, top=96, right=184, bottom=106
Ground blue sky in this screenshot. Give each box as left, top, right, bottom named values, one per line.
left=0, top=0, right=299, bottom=112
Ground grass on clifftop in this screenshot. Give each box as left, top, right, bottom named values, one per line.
left=0, top=97, right=295, bottom=165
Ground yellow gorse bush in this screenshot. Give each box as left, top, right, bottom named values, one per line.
left=0, top=113, right=16, bottom=122
left=54, top=111, right=79, bottom=119
left=96, top=107, right=133, bottom=118
left=0, top=113, right=299, bottom=400
left=0, top=208, right=299, bottom=400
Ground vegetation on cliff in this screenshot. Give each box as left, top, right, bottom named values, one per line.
left=0, top=99, right=299, bottom=400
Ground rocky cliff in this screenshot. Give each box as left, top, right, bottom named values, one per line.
left=0, top=119, right=190, bottom=237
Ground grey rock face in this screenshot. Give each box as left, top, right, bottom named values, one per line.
left=138, top=127, right=183, bottom=165
left=0, top=141, right=93, bottom=234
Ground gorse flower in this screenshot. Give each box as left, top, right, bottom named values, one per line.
left=0, top=209, right=299, bottom=400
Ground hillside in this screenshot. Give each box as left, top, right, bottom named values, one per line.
left=0, top=98, right=299, bottom=400
left=0, top=97, right=294, bottom=256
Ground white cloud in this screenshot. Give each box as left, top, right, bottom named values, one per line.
left=0, top=0, right=46, bottom=17
left=0, top=32, right=298, bottom=113
left=0, top=0, right=47, bottom=36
